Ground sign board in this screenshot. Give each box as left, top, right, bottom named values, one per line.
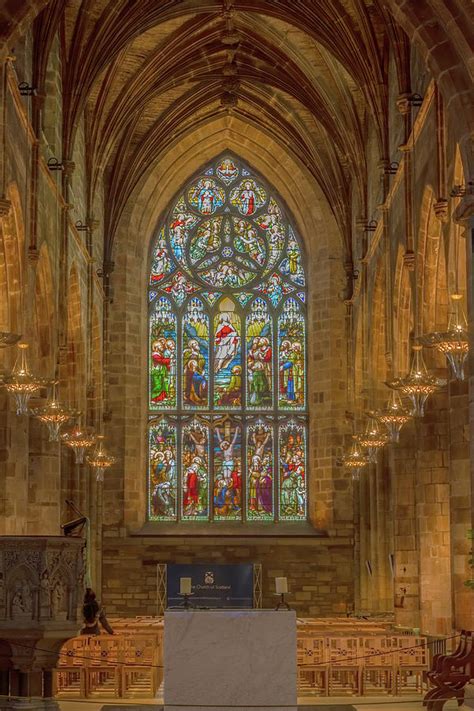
left=166, top=563, right=254, bottom=608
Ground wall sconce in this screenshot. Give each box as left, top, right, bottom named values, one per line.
left=363, top=220, right=377, bottom=232
left=18, top=82, right=36, bottom=96
left=75, top=221, right=89, bottom=232
left=47, top=157, right=64, bottom=171
left=450, top=181, right=474, bottom=198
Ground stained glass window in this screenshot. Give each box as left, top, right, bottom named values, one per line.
left=147, top=155, right=308, bottom=524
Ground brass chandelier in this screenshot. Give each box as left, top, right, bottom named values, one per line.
left=418, top=294, right=468, bottom=381
left=2, top=343, right=46, bottom=415
left=31, top=382, right=77, bottom=441
left=340, top=437, right=368, bottom=481
left=61, top=420, right=97, bottom=464
left=387, top=345, right=446, bottom=418
left=86, top=435, right=116, bottom=481
left=373, top=390, right=412, bottom=443
left=356, top=417, right=388, bottom=463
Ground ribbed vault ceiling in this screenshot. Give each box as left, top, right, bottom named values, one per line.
left=16, top=0, right=471, bottom=261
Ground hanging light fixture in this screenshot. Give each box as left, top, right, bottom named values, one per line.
left=339, top=437, right=368, bottom=481
left=356, top=417, right=388, bottom=463
left=1, top=342, right=46, bottom=415
left=61, top=420, right=97, bottom=464
left=0, top=332, right=21, bottom=348
left=31, top=382, right=77, bottom=441
left=86, top=435, right=116, bottom=481
left=373, top=390, right=412, bottom=443
left=418, top=294, right=468, bottom=381
left=387, top=345, right=446, bottom=418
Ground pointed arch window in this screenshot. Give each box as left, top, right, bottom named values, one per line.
left=148, top=156, right=307, bottom=525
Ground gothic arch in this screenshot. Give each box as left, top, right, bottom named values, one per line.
left=34, top=243, right=55, bottom=376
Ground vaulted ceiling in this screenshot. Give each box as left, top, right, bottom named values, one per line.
left=5, top=0, right=474, bottom=262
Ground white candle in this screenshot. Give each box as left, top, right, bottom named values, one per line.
left=180, top=577, right=192, bottom=595
left=275, top=577, right=288, bottom=594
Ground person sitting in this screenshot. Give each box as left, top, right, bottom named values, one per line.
left=80, top=588, right=114, bottom=635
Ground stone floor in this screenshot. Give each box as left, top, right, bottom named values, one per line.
left=58, top=697, right=460, bottom=711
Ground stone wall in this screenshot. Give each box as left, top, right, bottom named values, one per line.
left=102, top=535, right=354, bottom=617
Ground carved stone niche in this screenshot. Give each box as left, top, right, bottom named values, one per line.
left=0, top=536, right=84, bottom=627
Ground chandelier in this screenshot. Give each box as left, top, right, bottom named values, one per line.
left=61, top=421, right=97, bottom=464
left=356, top=417, right=388, bottom=463
left=86, top=435, right=116, bottom=481
left=387, top=345, right=446, bottom=418
left=418, top=294, right=469, bottom=381
left=31, top=383, right=76, bottom=441
left=0, top=332, right=21, bottom=348
left=373, top=390, right=412, bottom=443
left=2, top=343, right=46, bottom=415
left=340, top=438, right=368, bottom=481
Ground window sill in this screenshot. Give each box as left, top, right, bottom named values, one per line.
left=131, top=521, right=327, bottom=538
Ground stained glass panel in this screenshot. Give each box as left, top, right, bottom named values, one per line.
left=247, top=421, right=274, bottom=521
left=279, top=421, right=306, bottom=520
left=214, top=300, right=242, bottom=409
left=149, top=297, right=177, bottom=410
left=246, top=298, right=272, bottom=408
left=148, top=154, right=308, bottom=525
left=182, top=298, right=209, bottom=409
left=148, top=420, right=178, bottom=521
left=213, top=420, right=242, bottom=520
left=182, top=420, right=210, bottom=520
left=278, top=298, right=305, bottom=408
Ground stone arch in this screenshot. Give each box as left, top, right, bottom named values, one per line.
left=34, top=242, right=55, bottom=377
left=369, top=255, right=388, bottom=398
left=417, top=186, right=448, bottom=337
left=448, top=145, right=467, bottom=299
left=0, top=183, right=25, bottom=343
left=107, top=120, right=346, bottom=531
left=393, top=245, right=413, bottom=376
left=66, top=264, right=85, bottom=409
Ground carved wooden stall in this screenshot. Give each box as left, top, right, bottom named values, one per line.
left=54, top=616, right=429, bottom=698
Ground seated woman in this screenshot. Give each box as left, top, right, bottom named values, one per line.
left=80, top=588, right=114, bottom=635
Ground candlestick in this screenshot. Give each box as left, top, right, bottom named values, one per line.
left=180, top=577, right=192, bottom=595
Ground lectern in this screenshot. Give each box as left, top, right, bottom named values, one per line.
left=164, top=609, right=297, bottom=711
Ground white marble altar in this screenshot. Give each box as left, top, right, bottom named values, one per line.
left=164, top=609, right=297, bottom=711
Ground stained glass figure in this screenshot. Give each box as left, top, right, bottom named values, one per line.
left=149, top=297, right=177, bottom=409
left=255, top=199, right=285, bottom=269
left=279, top=421, right=306, bottom=520
left=147, top=154, right=308, bottom=524
left=246, top=298, right=272, bottom=408
left=182, top=420, right=210, bottom=520
left=201, top=260, right=254, bottom=288
left=148, top=420, right=178, bottom=521
left=278, top=299, right=305, bottom=408
left=233, top=218, right=266, bottom=266
left=190, top=217, right=222, bottom=263
left=279, top=228, right=305, bottom=285
left=162, top=271, right=198, bottom=306
left=217, top=157, right=239, bottom=184
left=182, top=298, right=209, bottom=408
left=150, top=228, right=174, bottom=283
left=247, top=421, right=274, bottom=520
left=169, top=209, right=199, bottom=267
left=188, top=178, right=225, bottom=215
left=256, top=273, right=292, bottom=307
left=213, top=420, right=242, bottom=520
left=230, top=179, right=266, bottom=216
left=214, top=299, right=242, bottom=408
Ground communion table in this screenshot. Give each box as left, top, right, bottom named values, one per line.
left=164, top=609, right=297, bottom=711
